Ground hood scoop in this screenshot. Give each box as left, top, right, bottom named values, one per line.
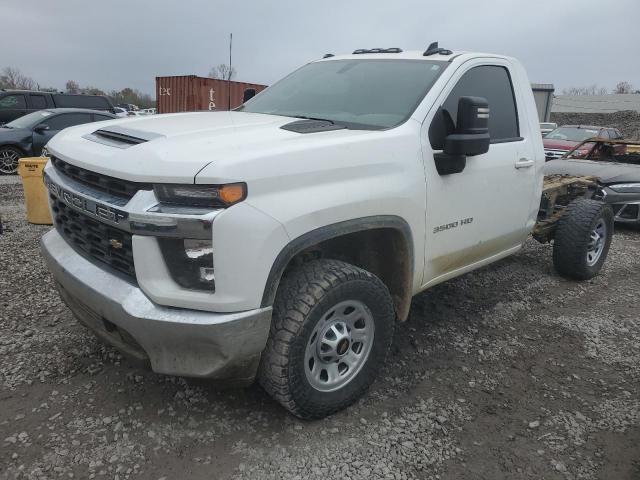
left=83, top=125, right=164, bottom=149
left=281, top=119, right=346, bottom=134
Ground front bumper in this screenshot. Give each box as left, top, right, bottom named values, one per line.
left=602, top=187, right=640, bottom=224
left=41, top=229, right=272, bottom=383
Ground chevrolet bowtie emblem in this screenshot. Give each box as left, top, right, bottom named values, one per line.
left=110, top=239, right=123, bottom=249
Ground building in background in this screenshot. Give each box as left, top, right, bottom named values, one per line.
left=156, top=76, right=267, bottom=114
left=532, top=83, right=555, bottom=122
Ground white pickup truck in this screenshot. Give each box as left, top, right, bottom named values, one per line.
left=41, top=45, right=612, bottom=419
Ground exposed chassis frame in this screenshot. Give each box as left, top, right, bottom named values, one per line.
left=533, top=175, right=600, bottom=243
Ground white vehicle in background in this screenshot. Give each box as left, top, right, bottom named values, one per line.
left=113, top=107, right=128, bottom=118
left=540, top=122, right=557, bottom=137
left=40, top=43, right=612, bottom=419
left=141, top=108, right=156, bottom=115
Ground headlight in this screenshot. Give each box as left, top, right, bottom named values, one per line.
left=158, top=238, right=215, bottom=291
left=609, top=183, right=640, bottom=194
left=154, top=183, right=246, bottom=208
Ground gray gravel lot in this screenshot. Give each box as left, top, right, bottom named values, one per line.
left=550, top=110, right=640, bottom=140
left=1, top=182, right=639, bottom=480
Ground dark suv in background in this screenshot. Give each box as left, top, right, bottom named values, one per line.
left=0, top=90, right=116, bottom=124
left=0, top=108, right=116, bottom=174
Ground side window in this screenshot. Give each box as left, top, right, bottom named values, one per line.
left=432, top=65, right=520, bottom=147
left=53, top=94, right=110, bottom=110
left=30, top=94, right=47, bottom=110
left=93, top=114, right=114, bottom=122
left=43, top=113, right=93, bottom=131
left=0, top=94, right=26, bottom=109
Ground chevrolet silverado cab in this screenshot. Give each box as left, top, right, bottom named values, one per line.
left=42, top=45, right=550, bottom=418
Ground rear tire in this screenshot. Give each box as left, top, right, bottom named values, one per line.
left=553, top=199, right=613, bottom=280
left=0, top=146, right=22, bottom=175
left=258, top=259, right=395, bottom=419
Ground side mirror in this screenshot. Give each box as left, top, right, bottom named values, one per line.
left=34, top=124, right=50, bottom=133
left=435, top=96, right=491, bottom=175
left=243, top=88, right=256, bottom=103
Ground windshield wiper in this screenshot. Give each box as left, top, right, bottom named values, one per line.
left=257, top=111, right=381, bottom=131
left=289, top=115, right=336, bottom=124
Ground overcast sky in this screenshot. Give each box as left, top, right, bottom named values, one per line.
left=2, top=0, right=638, bottom=95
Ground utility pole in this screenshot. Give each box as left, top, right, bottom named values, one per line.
left=228, top=33, right=233, bottom=110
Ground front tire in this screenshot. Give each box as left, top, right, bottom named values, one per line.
left=553, top=199, right=614, bottom=280
left=0, top=146, right=22, bottom=175
left=258, top=259, right=395, bottom=419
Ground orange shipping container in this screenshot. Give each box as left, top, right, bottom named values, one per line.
left=156, top=75, right=267, bottom=114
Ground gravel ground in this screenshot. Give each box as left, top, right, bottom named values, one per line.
left=0, top=176, right=21, bottom=186
left=550, top=110, right=640, bottom=140
left=1, top=183, right=639, bottom=480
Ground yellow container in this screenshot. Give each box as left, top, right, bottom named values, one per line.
left=17, top=157, right=53, bottom=225
left=627, top=144, right=640, bottom=154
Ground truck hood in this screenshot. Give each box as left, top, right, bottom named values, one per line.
left=544, top=158, right=640, bottom=184
left=543, top=138, right=581, bottom=151
left=46, top=111, right=372, bottom=183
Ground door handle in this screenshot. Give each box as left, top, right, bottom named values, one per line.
left=515, top=158, right=535, bottom=169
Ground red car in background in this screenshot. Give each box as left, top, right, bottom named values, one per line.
left=543, top=125, right=624, bottom=160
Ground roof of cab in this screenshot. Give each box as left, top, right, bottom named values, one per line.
left=318, top=50, right=458, bottom=61
left=315, top=49, right=510, bottom=63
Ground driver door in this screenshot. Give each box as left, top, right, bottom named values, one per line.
left=421, top=60, right=539, bottom=287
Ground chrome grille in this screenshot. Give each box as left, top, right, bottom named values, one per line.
left=51, top=156, right=151, bottom=200
left=50, top=196, right=135, bottom=279
left=544, top=149, right=568, bottom=160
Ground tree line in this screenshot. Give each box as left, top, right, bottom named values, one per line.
left=563, top=81, right=639, bottom=95
left=0, top=66, right=155, bottom=108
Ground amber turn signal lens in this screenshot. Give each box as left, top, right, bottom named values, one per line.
left=219, top=183, right=246, bottom=205
left=154, top=182, right=247, bottom=208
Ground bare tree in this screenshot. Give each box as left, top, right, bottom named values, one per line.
left=65, top=80, right=80, bottom=94
left=562, top=84, right=608, bottom=96
left=81, top=86, right=106, bottom=96
left=0, top=67, right=36, bottom=90
left=109, top=87, right=155, bottom=109
left=208, top=63, right=236, bottom=81
left=613, top=81, right=634, bottom=94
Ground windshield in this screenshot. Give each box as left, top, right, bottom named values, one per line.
left=240, top=59, right=446, bottom=129
left=546, top=126, right=599, bottom=142
left=5, top=111, right=53, bottom=129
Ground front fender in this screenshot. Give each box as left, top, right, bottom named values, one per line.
left=260, top=215, right=414, bottom=309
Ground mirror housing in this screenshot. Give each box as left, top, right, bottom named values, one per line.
left=34, top=124, right=50, bottom=133
left=435, top=96, right=491, bottom=175
left=243, top=88, right=256, bottom=103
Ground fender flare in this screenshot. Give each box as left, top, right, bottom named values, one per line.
left=260, top=215, right=414, bottom=308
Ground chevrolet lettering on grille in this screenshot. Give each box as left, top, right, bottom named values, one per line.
left=45, top=175, right=128, bottom=224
